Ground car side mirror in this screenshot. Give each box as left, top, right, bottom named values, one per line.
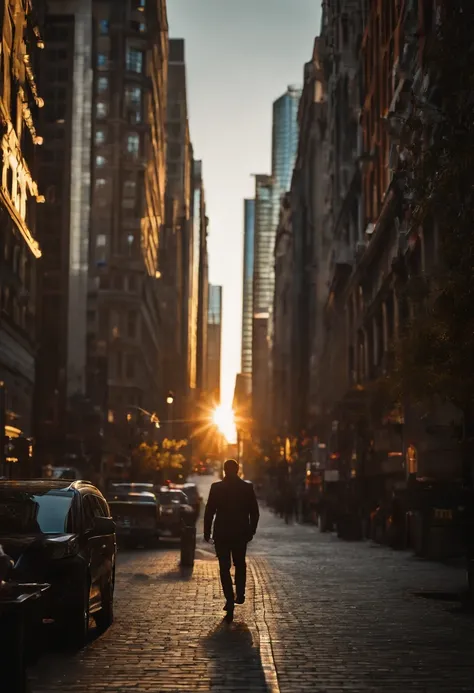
left=92, top=516, right=116, bottom=536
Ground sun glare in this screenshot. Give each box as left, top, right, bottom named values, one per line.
left=212, top=405, right=237, bottom=443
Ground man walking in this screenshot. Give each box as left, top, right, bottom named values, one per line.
left=204, top=459, right=259, bottom=620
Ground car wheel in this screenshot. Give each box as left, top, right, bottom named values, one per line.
left=95, top=568, right=114, bottom=632
left=65, top=579, right=90, bottom=649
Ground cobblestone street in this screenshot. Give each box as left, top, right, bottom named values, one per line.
left=30, top=478, right=474, bottom=693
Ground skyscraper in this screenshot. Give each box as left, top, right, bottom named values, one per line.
left=241, top=199, right=255, bottom=376
left=35, top=0, right=93, bottom=464
left=271, top=86, right=301, bottom=245
left=272, top=86, right=301, bottom=204
left=250, top=87, right=300, bottom=438
left=86, top=0, right=169, bottom=440
left=207, top=285, right=222, bottom=402
left=252, top=175, right=273, bottom=436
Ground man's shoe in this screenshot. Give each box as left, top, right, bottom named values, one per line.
left=224, top=607, right=234, bottom=623
left=223, top=601, right=234, bottom=611
left=235, top=594, right=245, bottom=605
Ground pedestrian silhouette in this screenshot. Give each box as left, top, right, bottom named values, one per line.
left=204, top=459, right=260, bottom=621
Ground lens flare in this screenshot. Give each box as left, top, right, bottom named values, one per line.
left=212, top=405, right=237, bottom=443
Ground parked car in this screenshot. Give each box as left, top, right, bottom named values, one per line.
left=170, top=482, right=201, bottom=521
left=0, top=479, right=116, bottom=648
left=110, top=482, right=154, bottom=495
left=107, top=489, right=159, bottom=548
left=158, top=487, right=195, bottom=539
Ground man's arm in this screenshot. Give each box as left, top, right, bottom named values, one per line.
left=203, top=484, right=217, bottom=541
left=249, top=484, right=260, bottom=537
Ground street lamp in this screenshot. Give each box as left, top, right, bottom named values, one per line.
left=166, top=392, right=174, bottom=439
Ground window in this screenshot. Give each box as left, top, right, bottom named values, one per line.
left=168, top=122, right=181, bottom=138
left=125, top=86, right=141, bottom=105
left=96, top=155, right=106, bottom=167
left=123, top=180, right=136, bottom=197
left=96, top=234, right=106, bottom=247
left=126, top=48, right=143, bottom=73
left=96, top=178, right=107, bottom=189
left=82, top=496, right=95, bottom=530
left=96, top=102, right=108, bottom=118
left=0, top=490, right=74, bottom=534
left=125, top=86, right=142, bottom=123
left=125, top=355, right=135, bottom=379
left=168, top=142, right=181, bottom=160
left=97, top=53, right=107, bottom=67
left=127, top=133, right=140, bottom=157
left=139, top=23, right=146, bottom=33
left=95, top=129, right=106, bottom=145
left=98, top=77, right=109, bottom=93
left=99, top=19, right=109, bottom=35
left=127, top=311, right=137, bottom=337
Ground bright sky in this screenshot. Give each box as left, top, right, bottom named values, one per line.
left=167, top=0, right=322, bottom=409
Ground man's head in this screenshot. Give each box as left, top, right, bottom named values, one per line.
left=224, top=458, right=239, bottom=477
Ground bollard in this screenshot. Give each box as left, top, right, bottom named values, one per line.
left=180, top=524, right=196, bottom=567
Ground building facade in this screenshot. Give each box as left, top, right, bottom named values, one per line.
left=195, top=161, right=208, bottom=398
left=271, top=86, right=301, bottom=230
left=35, top=0, right=93, bottom=465
left=272, top=193, right=292, bottom=435
left=161, top=38, right=194, bottom=428
left=251, top=174, right=273, bottom=438
left=294, top=0, right=457, bottom=553
left=0, top=0, right=45, bottom=473
left=241, top=198, right=254, bottom=376
left=86, top=0, right=168, bottom=452
left=207, top=284, right=222, bottom=402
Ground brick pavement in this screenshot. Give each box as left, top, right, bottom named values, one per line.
left=30, top=504, right=474, bottom=693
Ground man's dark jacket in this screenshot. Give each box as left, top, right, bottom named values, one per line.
left=204, top=476, right=259, bottom=542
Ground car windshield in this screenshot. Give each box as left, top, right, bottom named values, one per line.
left=0, top=490, right=74, bottom=534
left=159, top=491, right=183, bottom=505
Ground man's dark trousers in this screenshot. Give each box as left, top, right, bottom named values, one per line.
left=214, top=539, right=247, bottom=602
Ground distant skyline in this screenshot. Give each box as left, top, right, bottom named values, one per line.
left=166, top=0, right=322, bottom=408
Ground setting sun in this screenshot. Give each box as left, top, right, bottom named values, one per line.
left=212, top=405, right=237, bottom=444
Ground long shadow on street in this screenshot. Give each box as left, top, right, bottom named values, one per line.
left=203, top=619, right=270, bottom=692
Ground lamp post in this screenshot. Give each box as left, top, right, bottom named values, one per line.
left=166, top=392, right=174, bottom=440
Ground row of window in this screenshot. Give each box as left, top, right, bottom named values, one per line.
left=95, top=137, right=141, bottom=168
left=97, top=48, right=144, bottom=74
left=113, top=352, right=138, bottom=380
left=98, top=273, right=141, bottom=293
left=95, top=178, right=138, bottom=196
left=94, top=232, right=140, bottom=264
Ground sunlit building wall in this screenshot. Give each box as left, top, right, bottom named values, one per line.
left=241, top=198, right=254, bottom=377
left=0, top=0, right=45, bottom=446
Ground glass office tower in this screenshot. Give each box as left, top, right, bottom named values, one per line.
left=241, top=199, right=255, bottom=375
